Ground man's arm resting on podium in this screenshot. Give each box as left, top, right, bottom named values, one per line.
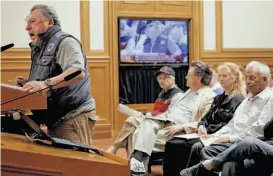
left=22, top=68, right=84, bottom=93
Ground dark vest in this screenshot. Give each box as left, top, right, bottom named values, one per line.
left=29, top=25, right=93, bottom=128
left=152, top=87, right=183, bottom=116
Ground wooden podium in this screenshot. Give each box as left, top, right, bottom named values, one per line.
left=1, top=133, right=130, bottom=176
left=0, top=84, right=130, bottom=175
left=1, top=83, right=47, bottom=112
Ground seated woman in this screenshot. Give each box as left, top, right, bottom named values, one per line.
left=163, top=62, right=246, bottom=176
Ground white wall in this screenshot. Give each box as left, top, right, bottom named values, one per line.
left=1, top=1, right=81, bottom=48
left=203, top=0, right=216, bottom=50
left=222, top=1, right=273, bottom=49
left=89, top=0, right=104, bottom=51
left=203, top=1, right=273, bottom=50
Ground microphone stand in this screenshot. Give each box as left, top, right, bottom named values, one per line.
left=1, top=70, right=82, bottom=106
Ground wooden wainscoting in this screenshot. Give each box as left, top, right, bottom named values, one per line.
left=79, top=1, right=113, bottom=139
left=1, top=61, right=30, bottom=84
left=87, top=59, right=112, bottom=139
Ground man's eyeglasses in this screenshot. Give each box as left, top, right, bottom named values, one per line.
left=245, top=75, right=266, bottom=81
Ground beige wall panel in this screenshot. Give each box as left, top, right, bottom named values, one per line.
left=156, top=1, right=192, bottom=16
left=116, top=1, right=156, bottom=13
left=87, top=61, right=111, bottom=124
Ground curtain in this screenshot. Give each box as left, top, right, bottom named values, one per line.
left=119, top=65, right=189, bottom=104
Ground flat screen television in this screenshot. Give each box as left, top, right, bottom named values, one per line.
left=119, top=18, right=189, bottom=65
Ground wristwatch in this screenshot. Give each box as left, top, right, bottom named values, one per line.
left=44, top=79, right=53, bottom=91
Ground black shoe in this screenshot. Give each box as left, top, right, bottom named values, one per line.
left=180, top=163, right=201, bottom=176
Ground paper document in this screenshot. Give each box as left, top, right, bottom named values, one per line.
left=1, top=83, right=23, bottom=91
left=174, top=133, right=199, bottom=139
left=118, top=104, right=143, bottom=117
left=174, top=131, right=218, bottom=146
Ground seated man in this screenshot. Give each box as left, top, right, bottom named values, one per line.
left=182, top=115, right=273, bottom=176
left=130, top=61, right=216, bottom=175
left=219, top=118, right=273, bottom=176
left=107, top=66, right=184, bottom=157
left=180, top=61, right=273, bottom=176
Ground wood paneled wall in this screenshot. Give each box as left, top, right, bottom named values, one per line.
left=1, top=1, right=272, bottom=139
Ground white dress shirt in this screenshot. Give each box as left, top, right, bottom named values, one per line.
left=212, top=87, right=273, bottom=142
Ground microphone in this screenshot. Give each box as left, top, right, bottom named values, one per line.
left=64, top=70, right=82, bottom=81
left=1, top=70, right=82, bottom=106
left=4, top=110, right=21, bottom=121
left=1, top=43, right=14, bottom=52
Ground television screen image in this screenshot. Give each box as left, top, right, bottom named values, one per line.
left=119, top=18, right=189, bottom=64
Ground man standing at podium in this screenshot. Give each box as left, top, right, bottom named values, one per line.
left=15, top=5, right=97, bottom=146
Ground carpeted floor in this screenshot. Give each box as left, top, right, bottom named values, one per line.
left=93, top=138, right=163, bottom=176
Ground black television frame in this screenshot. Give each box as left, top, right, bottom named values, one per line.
left=118, top=17, right=190, bottom=68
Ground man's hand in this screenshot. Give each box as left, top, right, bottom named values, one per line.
left=16, top=76, right=28, bottom=87
left=164, top=125, right=184, bottom=137
left=200, top=134, right=211, bottom=140
left=198, top=125, right=207, bottom=135
left=212, top=137, right=230, bottom=144
left=22, top=81, right=47, bottom=93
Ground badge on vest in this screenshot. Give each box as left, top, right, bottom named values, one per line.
left=47, top=43, right=55, bottom=52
